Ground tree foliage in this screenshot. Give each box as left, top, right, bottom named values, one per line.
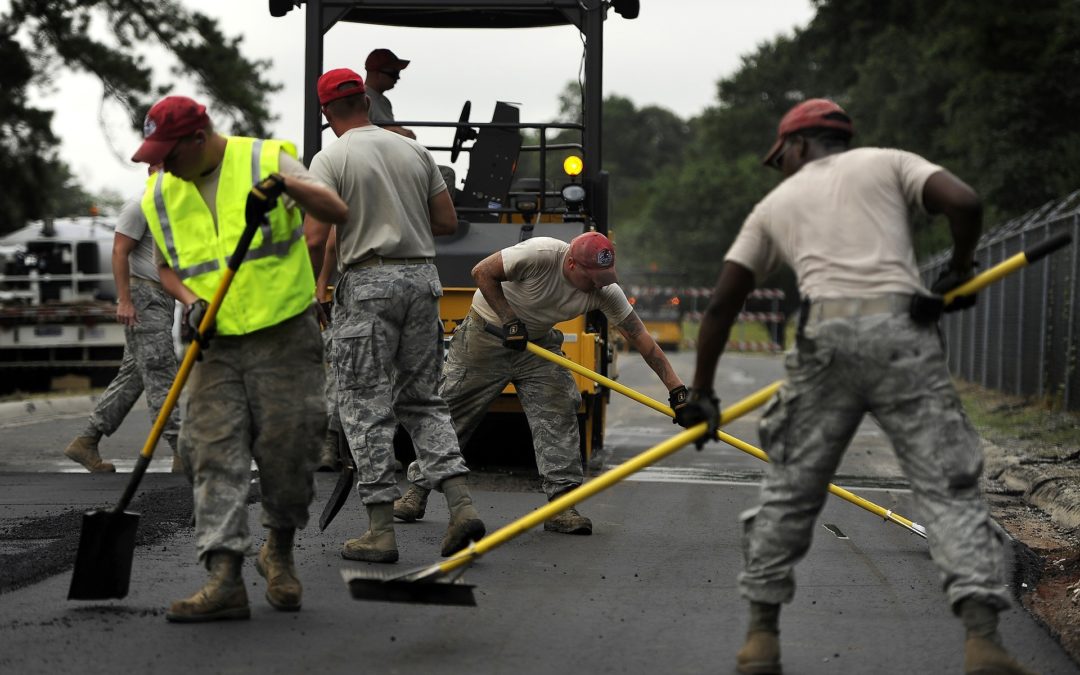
left=608, top=0, right=1080, bottom=288
left=1, top=0, right=279, bottom=233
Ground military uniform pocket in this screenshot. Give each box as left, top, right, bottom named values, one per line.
left=333, top=320, right=377, bottom=391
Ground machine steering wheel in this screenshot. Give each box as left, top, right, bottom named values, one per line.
left=450, top=100, right=477, bottom=163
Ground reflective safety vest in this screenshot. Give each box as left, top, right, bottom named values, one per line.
left=142, top=137, right=314, bottom=336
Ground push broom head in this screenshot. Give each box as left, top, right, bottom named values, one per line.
left=341, top=567, right=477, bottom=607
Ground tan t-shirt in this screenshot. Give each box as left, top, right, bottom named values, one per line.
left=725, top=147, right=944, bottom=299
left=115, top=195, right=159, bottom=282
left=471, top=237, right=634, bottom=336
left=307, top=125, right=446, bottom=266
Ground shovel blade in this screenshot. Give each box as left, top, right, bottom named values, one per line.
left=319, top=466, right=355, bottom=531
left=342, top=568, right=476, bottom=607
left=68, top=509, right=140, bottom=601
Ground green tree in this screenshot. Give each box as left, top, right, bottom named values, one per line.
left=1, top=0, right=280, bottom=234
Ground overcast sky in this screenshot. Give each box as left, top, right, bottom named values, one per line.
left=24, top=0, right=815, bottom=202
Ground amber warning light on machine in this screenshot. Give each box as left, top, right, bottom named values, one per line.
left=563, top=155, right=583, bottom=176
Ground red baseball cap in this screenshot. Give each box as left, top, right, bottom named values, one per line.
left=365, top=48, right=410, bottom=72
left=318, top=68, right=366, bottom=105
left=131, top=96, right=210, bottom=164
left=762, top=98, right=854, bottom=167
left=569, top=232, right=618, bottom=287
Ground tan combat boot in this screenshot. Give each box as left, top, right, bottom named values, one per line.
left=341, top=502, right=398, bottom=563
left=543, top=490, right=592, bottom=534
left=394, top=484, right=431, bottom=522
left=736, top=631, right=782, bottom=675
left=440, top=476, right=486, bottom=556
left=64, top=435, right=115, bottom=473
left=255, top=528, right=302, bottom=611
left=959, top=597, right=1036, bottom=674
left=737, top=601, right=782, bottom=674
left=166, top=551, right=249, bottom=623
left=964, top=637, right=1037, bottom=674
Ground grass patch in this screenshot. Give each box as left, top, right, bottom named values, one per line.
left=957, top=380, right=1080, bottom=456
left=682, top=320, right=796, bottom=350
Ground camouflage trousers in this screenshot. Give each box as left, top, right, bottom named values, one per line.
left=739, top=308, right=1011, bottom=611
left=180, top=309, right=326, bottom=561
left=332, top=264, right=468, bottom=504
left=322, top=326, right=340, bottom=433
left=89, top=279, right=180, bottom=450
left=406, top=311, right=583, bottom=499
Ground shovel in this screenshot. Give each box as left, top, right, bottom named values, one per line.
left=319, top=427, right=356, bottom=531
left=68, top=178, right=279, bottom=601
left=342, top=381, right=780, bottom=606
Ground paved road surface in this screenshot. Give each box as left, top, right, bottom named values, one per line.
left=0, top=352, right=1075, bottom=674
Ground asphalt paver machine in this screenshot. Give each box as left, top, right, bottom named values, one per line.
left=272, top=0, right=640, bottom=463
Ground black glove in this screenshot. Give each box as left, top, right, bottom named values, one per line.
left=669, top=385, right=689, bottom=425
left=932, top=265, right=977, bottom=313
left=245, top=173, right=287, bottom=225
left=502, top=318, right=529, bottom=351
left=181, top=299, right=214, bottom=349
left=674, top=388, right=721, bottom=449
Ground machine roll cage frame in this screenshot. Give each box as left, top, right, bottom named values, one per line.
left=280, top=0, right=630, bottom=229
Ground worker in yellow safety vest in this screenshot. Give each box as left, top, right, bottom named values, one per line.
left=132, top=95, right=348, bottom=623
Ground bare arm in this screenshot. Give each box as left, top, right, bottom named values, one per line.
left=615, top=311, right=684, bottom=390
left=429, top=188, right=458, bottom=236
left=157, top=263, right=200, bottom=306
left=284, top=178, right=348, bottom=225
left=471, top=251, right=517, bottom=323
left=305, top=214, right=333, bottom=282
left=923, top=170, right=982, bottom=274
left=112, top=233, right=139, bottom=327
left=690, top=261, right=756, bottom=391
left=316, top=228, right=338, bottom=301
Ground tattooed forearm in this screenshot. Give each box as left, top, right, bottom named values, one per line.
left=618, top=313, right=682, bottom=389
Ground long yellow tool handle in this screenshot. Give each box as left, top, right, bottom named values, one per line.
left=138, top=270, right=231, bottom=461
left=943, top=232, right=1071, bottom=304
left=519, top=344, right=925, bottom=537
left=435, top=382, right=779, bottom=575
left=716, top=430, right=924, bottom=536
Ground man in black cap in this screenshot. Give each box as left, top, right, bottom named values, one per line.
left=364, top=48, right=415, bottom=139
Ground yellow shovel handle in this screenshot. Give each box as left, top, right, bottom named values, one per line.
left=437, top=382, right=779, bottom=574
left=137, top=268, right=234, bottom=461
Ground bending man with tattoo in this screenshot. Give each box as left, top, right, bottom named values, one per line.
left=395, top=232, right=688, bottom=534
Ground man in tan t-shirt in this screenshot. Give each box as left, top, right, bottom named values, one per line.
left=394, top=233, right=689, bottom=535
left=305, top=67, right=485, bottom=565
left=677, top=99, right=1033, bottom=675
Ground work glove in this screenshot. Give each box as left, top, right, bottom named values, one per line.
left=674, top=388, right=721, bottom=449
left=910, top=263, right=977, bottom=323
left=931, top=265, right=977, bottom=313
left=668, top=385, right=689, bottom=425
left=181, top=299, right=214, bottom=350
left=245, top=173, right=287, bottom=225
left=502, top=318, right=529, bottom=351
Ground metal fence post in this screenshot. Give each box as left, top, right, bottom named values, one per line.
left=996, top=239, right=1005, bottom=391
left=1039, top=225, right=1050, bottom=399
left=1016, top=229, right=1025, bottom=396
left=1066, top=216, right=1079, bottom=410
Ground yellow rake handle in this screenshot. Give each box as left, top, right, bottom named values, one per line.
left=517, top=343, right=926, bottom=538
left=436, top=382, right=779, bottom=575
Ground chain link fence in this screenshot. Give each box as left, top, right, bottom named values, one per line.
left=920, top=190, right=1080, bottom=410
